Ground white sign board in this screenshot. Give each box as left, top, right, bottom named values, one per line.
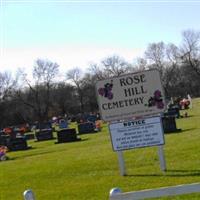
left=109, top=116, right=164, bottom=151
left=96, top=69, right=166, bottom=122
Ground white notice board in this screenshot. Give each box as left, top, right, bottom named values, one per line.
left=109, top=116, right=164, bottom=151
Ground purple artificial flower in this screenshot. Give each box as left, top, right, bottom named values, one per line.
left=107, top=92, right=113, bottom=100
left=0, top=152, right=5, bottom=157
left=154, top=90, right=162, bottom=99
left=98, top=88, right=104, bottom=96
left=156, top=101, right=164, bottom=109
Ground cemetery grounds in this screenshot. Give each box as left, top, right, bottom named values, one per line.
left=0, top=98, right=200, bottom=200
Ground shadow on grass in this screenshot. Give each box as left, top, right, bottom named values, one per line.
left=54, top=138, right=89, bottom=144
left=179, top=128, right=197, bottom=133
left=126, top=169, right=200, bottom=177
left=164, top=129, right=182, bottom=134
left=8, top=150, right=58, bottom=160
left=179, top=115, right=194, bottom=119
left=7, top=138, right=89, bottom=161
left=34, top=137, right=56, bottom=142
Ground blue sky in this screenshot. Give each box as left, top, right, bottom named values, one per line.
left=1, top=1, right=200, bottom=74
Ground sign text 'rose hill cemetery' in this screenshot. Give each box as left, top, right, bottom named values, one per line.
left=96, top=69, right=166, bottom=122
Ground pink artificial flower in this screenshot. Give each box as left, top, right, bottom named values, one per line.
left=154, top=90, right=162, bottom=99
left=98, top=88, right=104, bottom=96
left=157, top=101, right=164, bottom=109
left=107, top=92, right=113, bottom=100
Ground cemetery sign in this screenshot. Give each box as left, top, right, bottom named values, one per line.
left=109, top=116, right=165, bottom=151
left=96, top=69, right=166, bottom=122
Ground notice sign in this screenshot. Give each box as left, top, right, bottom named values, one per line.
left=96, top=69, right=166, bottom=122
left=109, top=116, right=164, bottom=151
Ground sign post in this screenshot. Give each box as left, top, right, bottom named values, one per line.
left=158, top=145, right=166, bottom=171
left=117, top=151, right=126, bottom=176
left=96, top=69, right=167, bottom=175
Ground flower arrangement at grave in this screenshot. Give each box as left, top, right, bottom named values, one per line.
left=0, top=146, right=8, bottom=161
left=179, top=98, right=190, bottom=109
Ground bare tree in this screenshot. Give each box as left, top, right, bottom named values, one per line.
left=0, top=71, right=17, bottom=100
left=66, top=67, right=84, bottom=113
left=0, top=71, right=19, bottom=127
left=33, top=59, right=59, bottom=84
left=134, top=57, right=147, bottom=72
left=145, top=42, right=166, bottom=78
left=179, top=29, right=200, bottom=76
left=52, top=82, right=77, bottom=116
left=16, top=59, right=59, bottom=122
left=101, top=55, right=132, bottom=77
left=81, top=73, right=98, bottom=112
left=89, top=55, right=132, bottom=80
left=89, top=63, right=106, bottom=80
left=162, top=43, right=181, bottom=97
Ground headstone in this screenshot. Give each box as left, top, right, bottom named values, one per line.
left=35, top=122, right=54, bottom=141
left=87, top=115, right=97, bottom=123
left=0, top=134, right=10, bottom=146
left=162, top=116, right=181, bottom=133
left=7, top=136, right=29, bottom=151
left=56, top=128, right=81, bottom=143
left=36, top=122, right=52, bottom=130
left=25, top=133, right=35, bottom=140
left=164, top=106, right=180, bottom=118
left=35, top=129, right=53, bottom=141
left=78, top=122, right=96, bottom=134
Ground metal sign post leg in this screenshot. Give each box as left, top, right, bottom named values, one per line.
left=158, top=145, right=166, bottom=172
left=117, top=151, right=126, bottom=176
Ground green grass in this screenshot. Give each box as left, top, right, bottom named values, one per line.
left=1, top=98, right=200, bottom=200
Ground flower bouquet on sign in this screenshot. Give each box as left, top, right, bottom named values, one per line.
left=98, top=80, right=114, bottom=100
left=146, top=90, right=164, bottom=109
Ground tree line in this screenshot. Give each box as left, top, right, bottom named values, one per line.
left=0, top=29, right=200, bottom=127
